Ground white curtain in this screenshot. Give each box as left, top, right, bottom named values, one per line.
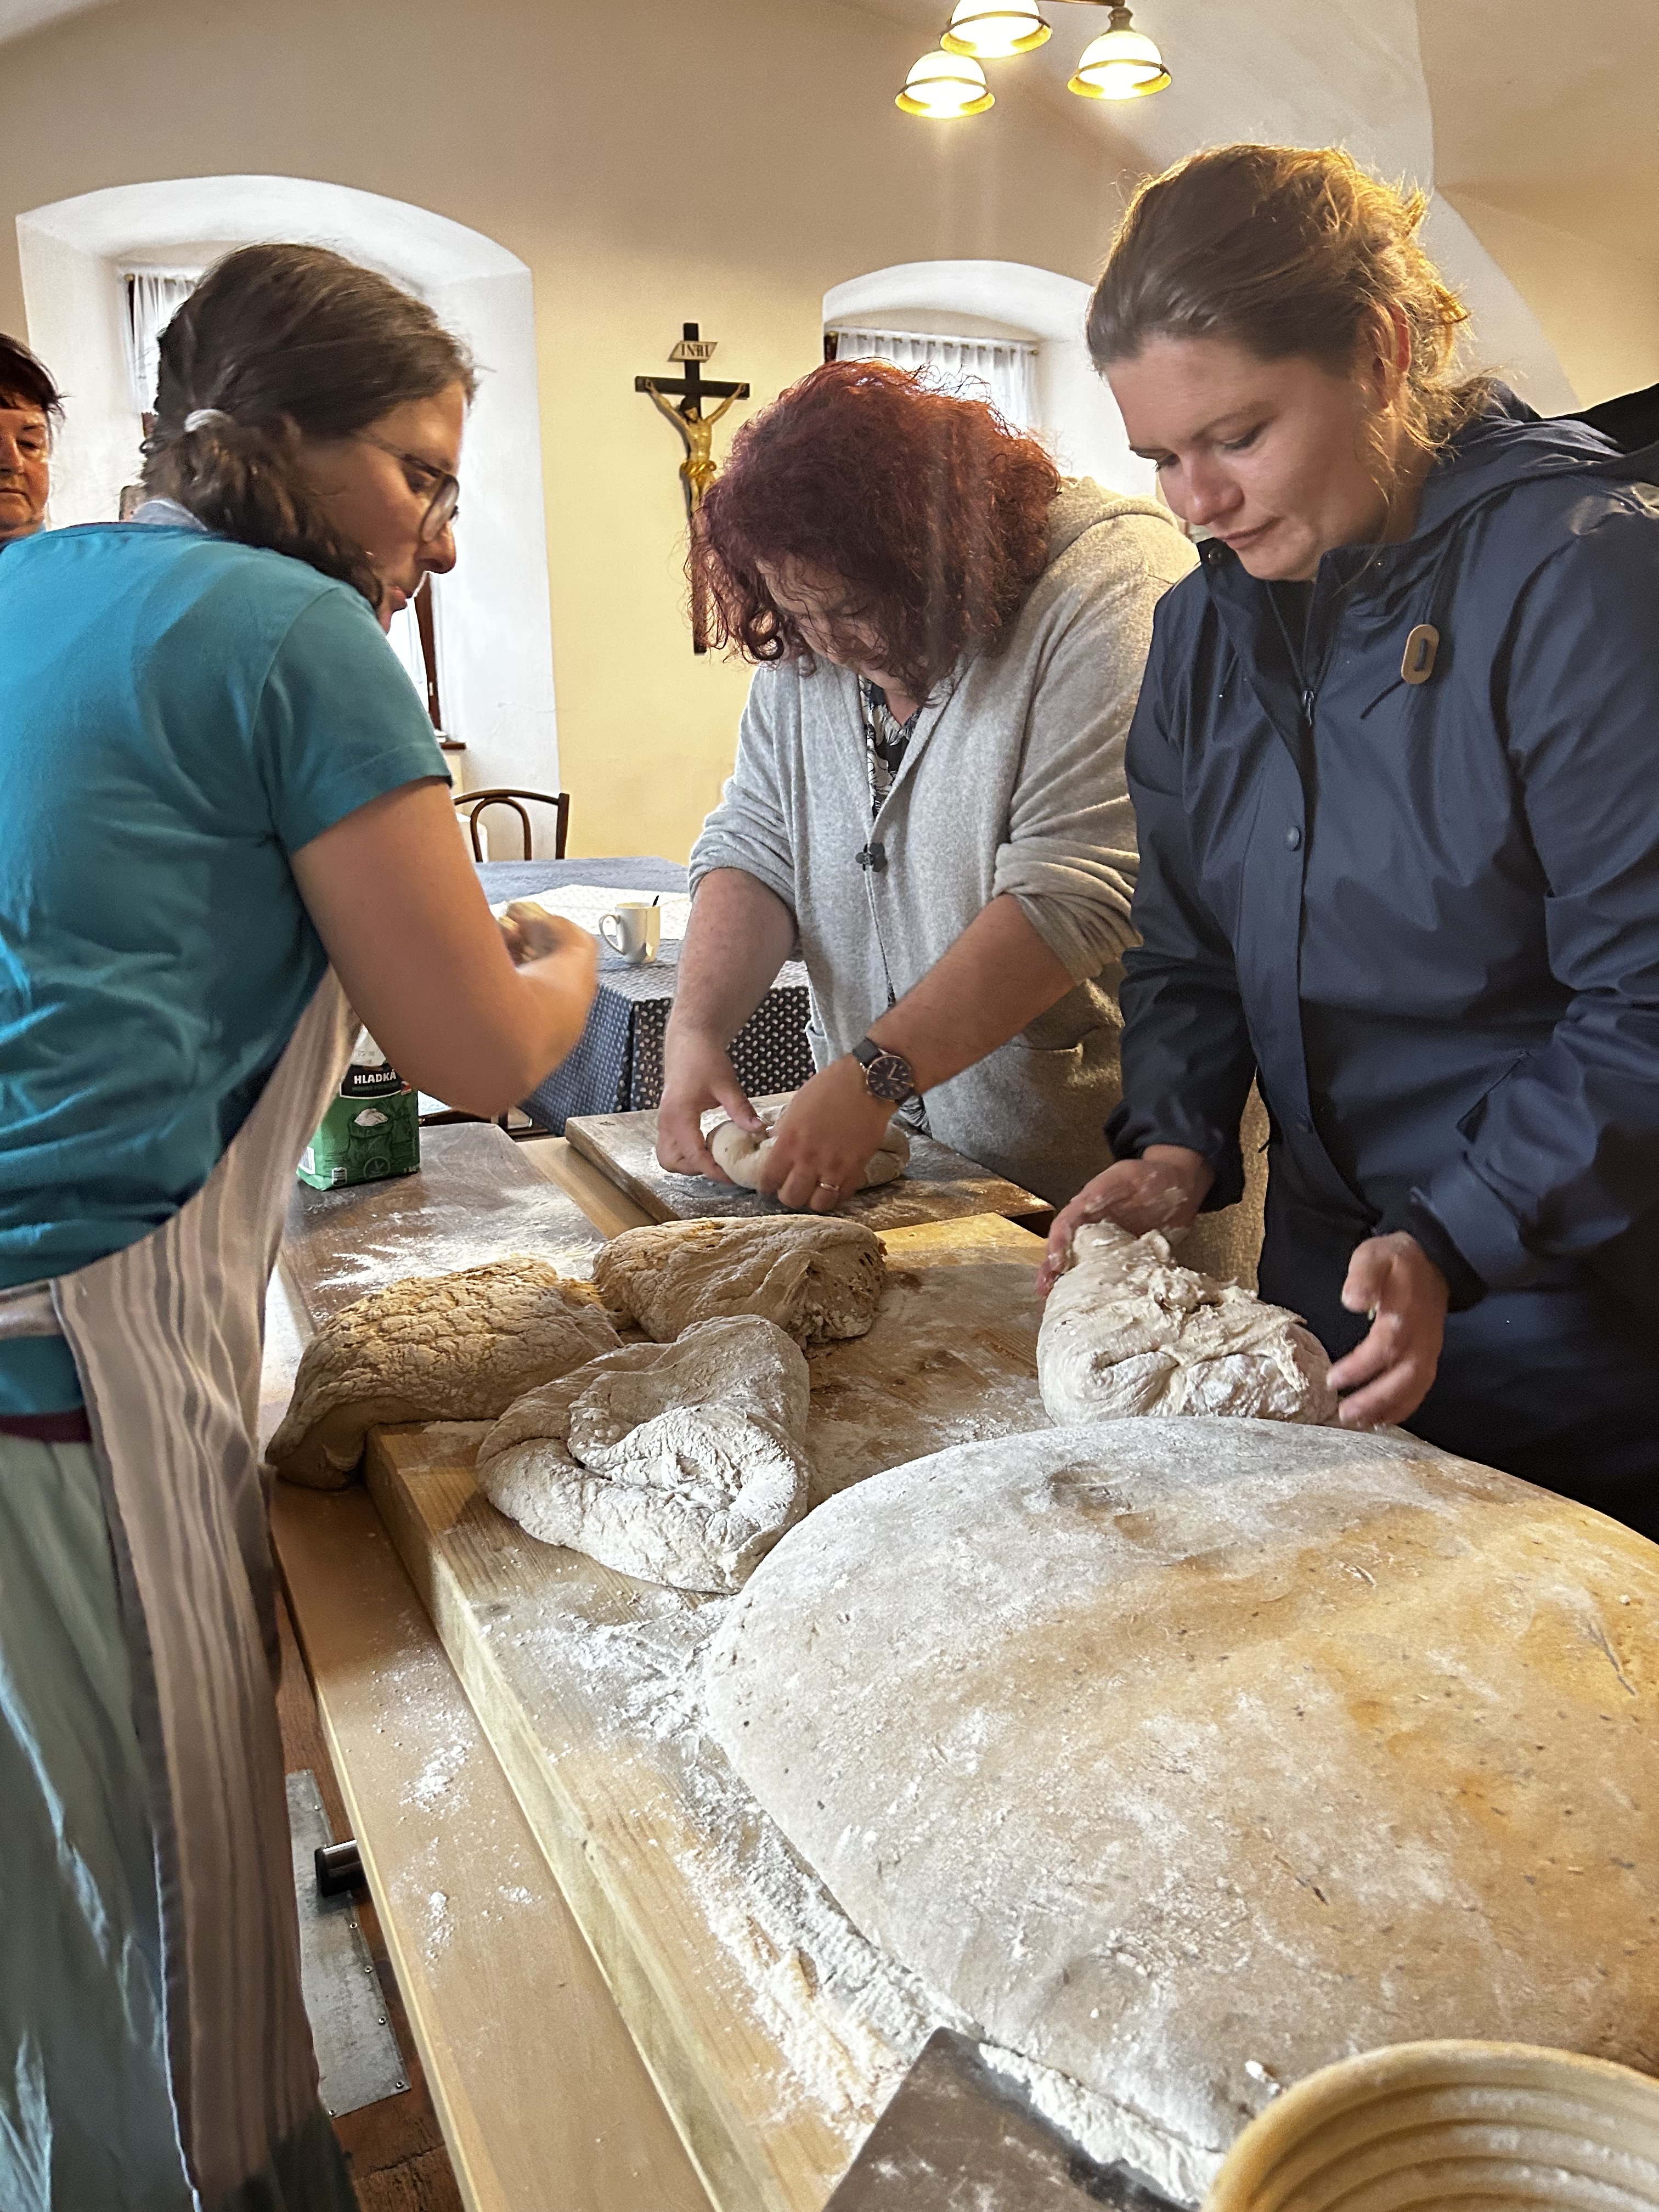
left=386, top=603, right=431, bottom=705
left=123, top=270, right=200, bottom=419
left=830, top=326, right=1040, bottom=437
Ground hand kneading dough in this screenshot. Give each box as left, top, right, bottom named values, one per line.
left=707, top=1105, right=909, bottom=1199
left=592, top=1217, right=885, bottom=1345
left=476, top=1316, right=810, bottom=1591
left=269, top=1259, right=618, bottom=1490
left=705, top=1420, right=1659, bottom=2203
left=1040, top=1221, right=1334, bottom=1425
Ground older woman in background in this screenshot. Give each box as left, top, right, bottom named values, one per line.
left=657, top=359, right=1196, bottom=1211
left=0, top=334, right=59, bottom=548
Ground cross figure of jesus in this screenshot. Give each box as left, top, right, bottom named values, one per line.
left=636, top=323, right=751, bottom=653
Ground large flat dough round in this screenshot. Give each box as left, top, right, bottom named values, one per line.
left=269, top=1259, right=618, bottom=1489
left=476, top=1315, right=811, bottom=1592
left=708, top=1105, right=909, bottom=1200
left=1039, top=1222, right=1334, bottom=1424
left=592, top=1217, right=886, bottom=1345
left=704, top=1419, right=1659, bottom=2200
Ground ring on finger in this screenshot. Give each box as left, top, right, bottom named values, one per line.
left=815, top=1178, right=840, bottom=1193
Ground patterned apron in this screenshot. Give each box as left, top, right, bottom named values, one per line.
left=0, top=975, right=356, bottom=2206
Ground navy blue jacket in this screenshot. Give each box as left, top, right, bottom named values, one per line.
left=1109, top=391, right=1659, bottom=1313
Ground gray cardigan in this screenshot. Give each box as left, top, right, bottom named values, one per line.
left=689, top=481, right=1197, bottom=1205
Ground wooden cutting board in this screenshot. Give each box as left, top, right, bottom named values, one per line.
left=565, top=1096, right=1046, bottom=1233
left=281, top=1122, right=605, bottom=1328
left=363, top=1212, right=1053, bottom=2212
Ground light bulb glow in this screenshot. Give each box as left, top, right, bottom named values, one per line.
left=940, top=2, right=1051, bottom=58
left=897, top=48, right=995, bottom=116
left=1068, top=10, right=1170, bottom=98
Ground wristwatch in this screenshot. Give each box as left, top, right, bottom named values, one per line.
left=852, top=1035, right=918, bottom=1104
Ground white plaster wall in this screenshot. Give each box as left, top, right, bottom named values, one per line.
left=16, top=176, right=562, bottom=836
left=824, top=259, right=1153, bottom=496
left=1420, top=198, right=1579, bottom=413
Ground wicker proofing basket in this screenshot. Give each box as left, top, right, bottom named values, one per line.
left=1203, top=2041, right=1659, bottom=2212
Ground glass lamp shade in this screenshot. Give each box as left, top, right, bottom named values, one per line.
left=896, top=48, right=996, bottom=116
left=1069, top=8, right=1171, bottom=98
left=940, top=2, right=1051, bottom=58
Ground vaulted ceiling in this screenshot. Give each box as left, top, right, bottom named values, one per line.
left=6, top=0, right=1656, bottom=365
left=0, top=0, right=110, bottom=40
left=838, top=0, right=1658, bottom=276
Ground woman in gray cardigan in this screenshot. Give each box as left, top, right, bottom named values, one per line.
left=659, top=360, right=1195, bottom=1210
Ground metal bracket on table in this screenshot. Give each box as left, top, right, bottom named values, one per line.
left=821, top=2028, right=1182, bottom=2210
left=286, top=1770, right=409, bottom=2116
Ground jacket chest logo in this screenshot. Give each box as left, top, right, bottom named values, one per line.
left=1401, top=623, right=1440, bottom=686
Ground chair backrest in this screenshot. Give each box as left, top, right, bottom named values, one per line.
left=454, top=788, right=570, bottom=862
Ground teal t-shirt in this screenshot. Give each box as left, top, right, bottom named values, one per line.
left=0, top=521, right=448, bottom=1413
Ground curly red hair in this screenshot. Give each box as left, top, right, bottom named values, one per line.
left=693, top=359, right=1060, bottom=703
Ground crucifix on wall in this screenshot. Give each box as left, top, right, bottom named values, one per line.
left=636, top=322, right=749, bottom=653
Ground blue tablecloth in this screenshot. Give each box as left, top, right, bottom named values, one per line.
left=478, top=859, right=815, bottom=1133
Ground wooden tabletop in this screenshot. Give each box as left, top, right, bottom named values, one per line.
left=269, top=1128, right=1051, bottom=2212
left=565, top=1097, right=1048, bottom=1234
left=360, top=1213, right=1052, bottom=2212
left=280, top=1123, right=606, bottom=1328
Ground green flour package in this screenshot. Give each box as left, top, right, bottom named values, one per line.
left=297, top=1029, right=421, bottom=1189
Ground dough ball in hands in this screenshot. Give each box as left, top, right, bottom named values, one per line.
left=592, top=1216, right=887, bottom=1345
left=706, top=1420, right=1659, bottom=2200
left=269, top=1259, right=619, bottom=1490
left=477, top=1316, right=811, bottom=1592
left=1039, top=1221, right=1335, bottom=1426
left=707, top=1104, right=910, bottom=1199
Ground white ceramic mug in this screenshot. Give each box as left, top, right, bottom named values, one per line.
left=599, top=902, right=661, bottom=966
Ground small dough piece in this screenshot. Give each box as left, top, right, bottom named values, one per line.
left=592, top=1217, right=886, bottom=1345
left=477, top=1316, right=811, bottom=1591
left=1039, top=1221, right=1334, bottom=1426
left=270, top=1259, right=619, bottom=1490
left=708, top=1105, right=910, bottom=1199
left=706, top=1419, right=1659, bottom=2200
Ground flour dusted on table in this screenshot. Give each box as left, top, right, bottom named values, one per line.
left=592, top=1217, right=886, bottom=1345
left=707, top=1106, right=909, bottom=1198
left=269, top=1258, right=618, bottom=1488
left=705, top=1419, right=1659, bottom=2198
left=1039, top=1221, right=1334, bottom=1425
left=477, top=1315, right=811, bottom=1591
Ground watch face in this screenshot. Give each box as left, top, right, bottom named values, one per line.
left=861, top=1050, right=915, bottom=1103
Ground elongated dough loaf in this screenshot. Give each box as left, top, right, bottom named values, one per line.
left=592, top=1217, right=886, bottom=1345
left=269, top=1259, right=618, bottom=1489
left=1039, top=1221, right=1334, bottom=1425
left=707, top=1106, right=909, bottom=1199
left=477, top=1315, right=811, bottom=1591
left=706, top=1419, right=1659, bottom=2202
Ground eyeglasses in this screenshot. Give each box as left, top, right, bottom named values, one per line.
left=354, top=431, right=460, bottom=542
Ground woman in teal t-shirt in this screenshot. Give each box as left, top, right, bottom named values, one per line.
left=0, top=246, right=596, bottom=2212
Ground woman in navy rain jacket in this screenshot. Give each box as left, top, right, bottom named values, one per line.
left=1042, top=144, right=1659, bottom=1536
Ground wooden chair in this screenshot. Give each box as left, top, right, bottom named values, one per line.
left=454, top=788, right=570, bottom=862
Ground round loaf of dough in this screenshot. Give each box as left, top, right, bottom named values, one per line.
left=707, top=1105, right=910, bottom=1201
left=705, top=1420, right=1659, bottom=2201
left=477, top=1315, right=811, bottom=1592
left=592, top=1216, right=887, bottom=1345
left=1039, top=1221, right=1334, bottom=1425
left=269, top=1258, right=619, bottom=1490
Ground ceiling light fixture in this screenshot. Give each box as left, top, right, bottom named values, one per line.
left=1068, top=3, right=1171, bottom=98
left=940, top=2, right=1052, bottom=59
left=896, top=47, right=996, bottom=117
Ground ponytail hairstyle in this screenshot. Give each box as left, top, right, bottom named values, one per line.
left=1088, top=144, right=1494, bottom=465
left=141, top=244, right=474, bottom=609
